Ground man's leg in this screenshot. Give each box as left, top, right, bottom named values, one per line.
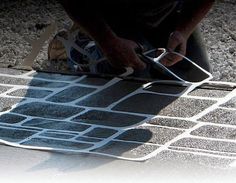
left=186, top=27, right=212, bottom=72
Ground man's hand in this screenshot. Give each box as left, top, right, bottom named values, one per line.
left=160, top=31, right=187, bottom=66
left=99, top=37, right=146, bottom=70
left=160, top=0, right=215, bottom=67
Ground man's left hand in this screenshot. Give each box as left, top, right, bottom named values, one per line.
left=160, top=31, right=187, bottom=66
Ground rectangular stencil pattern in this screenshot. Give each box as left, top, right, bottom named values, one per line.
left=22, top=138, right=93, bottom=150
left=22, top=118, right=90, bottom=132
left=0, top=113, right=26, bottom=124
left=12, top=102, right=84, bottom=119
left=0, top=69, right=235, bottom=162
left=0, top=127, right=36, bottom=142
left=46, top=86, right=96, bottom=103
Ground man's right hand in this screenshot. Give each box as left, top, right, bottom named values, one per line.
left=59, top=1, right=146, bottom=70
left=99, top=37, right=146, bottom=70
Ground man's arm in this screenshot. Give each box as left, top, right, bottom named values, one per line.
left=161, top=0, right=215, bottom=66
left=58, top=0, right=146, bottom=70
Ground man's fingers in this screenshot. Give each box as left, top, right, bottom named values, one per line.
left=160, top=53, right=183, bottom=66
left=102, top=38, right=147, bottom=70
left=127, top=45, right=146, bottom=70
left=108, top=52, right=146, bottom=70
left=164, top=32, right=187, bottom=67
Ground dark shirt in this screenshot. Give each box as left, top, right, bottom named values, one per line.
left=60, top=0, right=185, bottom=36
left=98, top=1, right=179, bottom=29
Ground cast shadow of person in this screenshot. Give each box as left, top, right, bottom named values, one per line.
left=0, top=69, right=226, bottom=174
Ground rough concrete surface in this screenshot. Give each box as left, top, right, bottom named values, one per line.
left=0, top=69, right=235, bottom=183
left=0, top=69, right=235, bottom=159
left=0, top=0, right=235, bottom=182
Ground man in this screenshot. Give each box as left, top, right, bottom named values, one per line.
left=50, top=0, right=214, bottom=78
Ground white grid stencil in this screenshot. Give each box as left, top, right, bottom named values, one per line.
left=0, top=69, right=235, bottom=161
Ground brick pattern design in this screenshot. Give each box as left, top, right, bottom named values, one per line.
left=0, top=68, right=235, bottom=161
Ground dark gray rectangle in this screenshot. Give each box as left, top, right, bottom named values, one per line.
left=84, top=128, right=117, bottom=138
left=30, top=72, right=79, bottom=81
left=0, top=127, right=36, bottom=142
left=12, top=102, right=84, bottom=119
left=72, top=110, right=146, bottom=127
left=145, top=84, right=186, bottom=94
left=47, top=86, right=95, bottom=103
left=0, top=113, right=26, bottom=124
left=22, top=138, right=93, bottom=150
left=22, top=118, right=90, bottom=132
left=78, top=77, right=109, bottom=86
left=39, top=132, right=75, bottom=139
left=76, top=80, right=142, bottom=107
left=76, top=136, right=102, bottom=143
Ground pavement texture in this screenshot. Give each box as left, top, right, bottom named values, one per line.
left=0, top=68, right=235, bottom=163
left=0, top=1, right=235, bottom=181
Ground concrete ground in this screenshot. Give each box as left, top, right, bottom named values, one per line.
left=0, top=68, right=235, bottom=183
left=1, top=145, right=236, bottom=183
left=0, top=0, right=235, bottom=182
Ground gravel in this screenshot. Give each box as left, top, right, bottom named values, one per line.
left=200, top=0, right=236, bottom=82
left=0, top=0, right=235, bottom=82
